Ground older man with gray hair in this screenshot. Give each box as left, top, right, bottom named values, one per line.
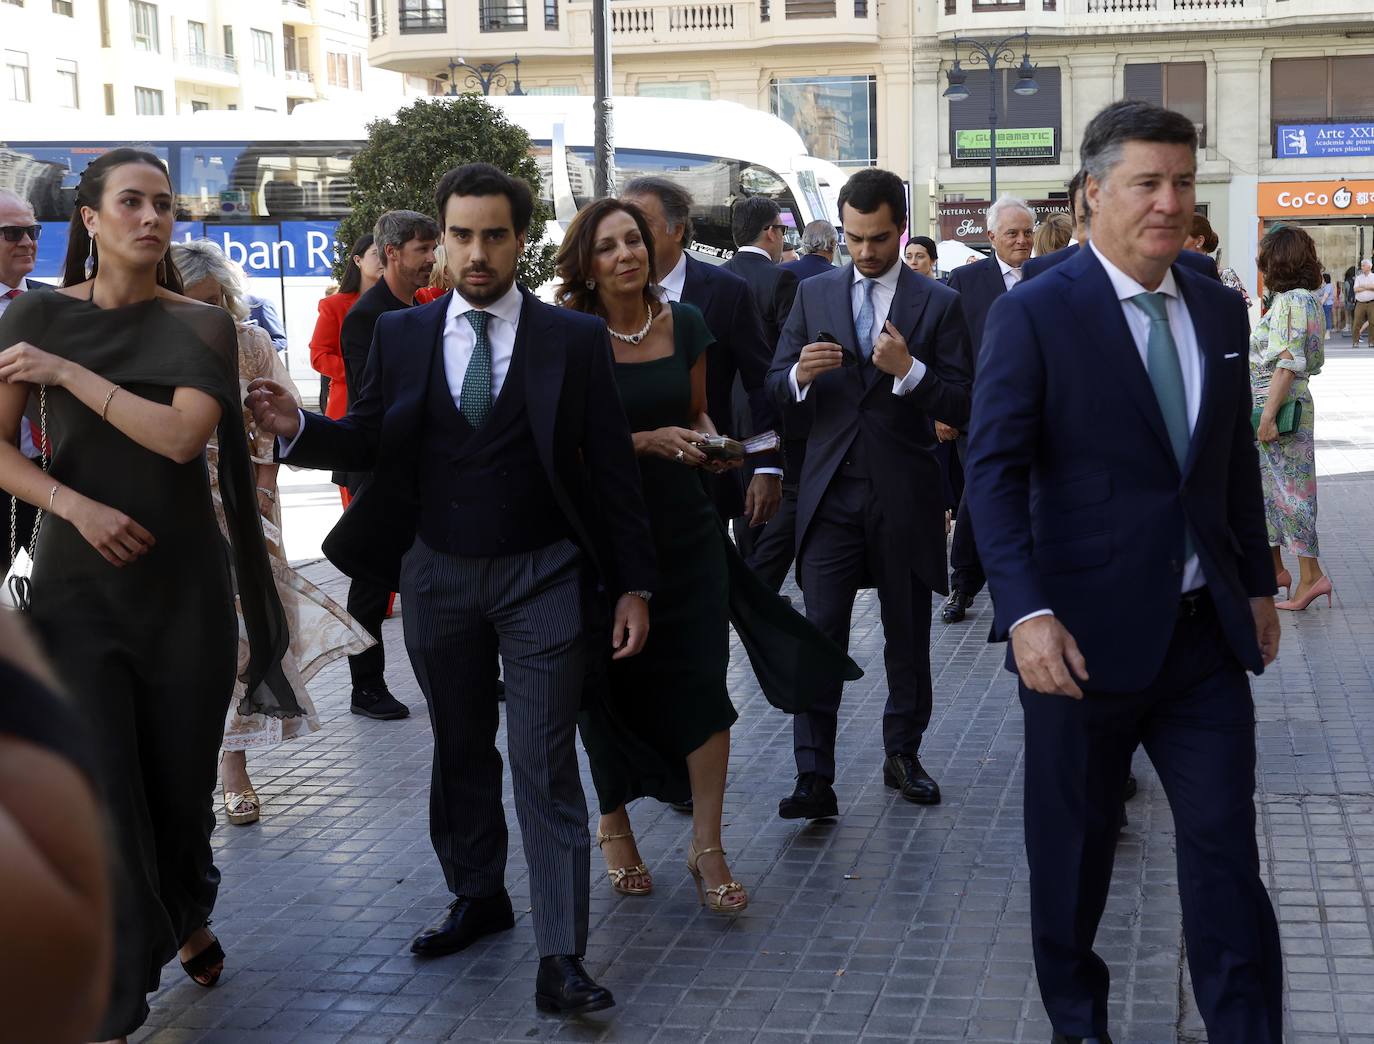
left=335, top=208, right=439, bottom=721
left=940, top=194, right=1035, bottom=624
left=783, top=219, right=839, bottom=283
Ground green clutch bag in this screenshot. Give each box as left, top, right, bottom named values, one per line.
left=1251, top=399, right=1302, bottom=436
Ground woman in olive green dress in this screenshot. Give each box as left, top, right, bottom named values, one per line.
left=558, top=198, right=859, bottom=916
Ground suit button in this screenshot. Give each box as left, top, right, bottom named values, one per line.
left=500, top=503, right=508, bottom=510
left=451, top=500, right=459, bottom=509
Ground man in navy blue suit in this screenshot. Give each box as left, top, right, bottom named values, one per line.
left=768, top=168, right=972, bottom=819
left=966, top=101, right=1283, bottom=1044
left=782, top=220, right=839, bottom=283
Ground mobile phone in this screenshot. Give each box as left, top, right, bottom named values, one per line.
left=816, top=330, right=858, bottom=367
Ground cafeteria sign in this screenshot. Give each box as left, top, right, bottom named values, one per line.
left=955, top=128, right=1056, bottom=160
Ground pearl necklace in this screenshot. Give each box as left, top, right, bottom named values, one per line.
left=608, top=304, right=655, bottom=345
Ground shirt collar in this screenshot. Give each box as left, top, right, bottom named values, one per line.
left=995, top=254, right=1021, bottom=279
left=0, top=281, right=15, bottom=296
left=737, top=245, right=772, bottom=261
left=659, top=252, right=688, bottom=296
left=851, top=259, right=902, bottom=293
left=1089, top=241, right=1179, bottom=303
left=446, top=279, right=524, bottom=327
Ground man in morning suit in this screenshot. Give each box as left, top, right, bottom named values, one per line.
left=723, top=197, right=798, bottom=563
left=0, top=189, right=47, bottom=570
left=621, top=176, right=783, bottom=532
left=334, top=210, right=439, bottom=722
left=941, top=196, right=1035, bottom=625
left=247, top=164, right=656, bottom=1015
left=749, top=218, right=837, bottom=590
left=965, top=101, right=1283, bottom=1044
left=767, top=168, right=973, bottom=819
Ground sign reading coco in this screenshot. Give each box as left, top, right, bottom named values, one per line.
left=1257, top=180, right=1374, bottom=218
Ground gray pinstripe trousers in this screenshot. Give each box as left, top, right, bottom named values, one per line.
left=399, top=537, right=591, bottom=957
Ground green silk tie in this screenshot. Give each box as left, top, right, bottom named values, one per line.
left=461, top=309, right=493, bottom=428
left=1129, top=291, right=1193, bottom=559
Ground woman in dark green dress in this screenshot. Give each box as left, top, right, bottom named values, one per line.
left=558, top=199, right=859, bottom=916
left=0, top=149, right=294, bottom=1041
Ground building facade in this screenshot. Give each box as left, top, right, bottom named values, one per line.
left=0, top=0, right=425, bottom=120
left=363, top=0, right=1372, bottom=288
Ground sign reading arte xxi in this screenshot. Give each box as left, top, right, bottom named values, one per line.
left=1277, top=123, right=1374, bottom=159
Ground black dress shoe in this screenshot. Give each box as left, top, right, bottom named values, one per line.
left=1123, top=773, right=1138, bottom=801
left=410, top=892, right=515, bottom=957
left=1051, top=1032, right=1113, bottom=1044
left=535, top=955, right=615, bottom=1015
left=669, top=798, right=694, bottom=814
left=351, top=684, right=409, bottom=721
left=883, top=753, right=941, bottom=805
left=778, top=773, right=839, bottom=820
left=941, top=588, right=974, bottom=624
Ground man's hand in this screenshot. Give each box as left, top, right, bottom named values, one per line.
left=1010, top=615, right=1090, bottom=699
left=611, top=593, right=650, bottom=660
left=934, top=421, right=960, bottom=442
left=795, top=341, right=844, bottom=388
left=872, top=320, right=914, bottom=379
left=1250, top=596, right=1281, bottom=667
left=245, top=378, right=301, bottom=439
left=744, top=473, right=782, bottom=527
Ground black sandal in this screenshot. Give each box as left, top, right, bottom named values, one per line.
left=180, top=932, right=225, bottom=988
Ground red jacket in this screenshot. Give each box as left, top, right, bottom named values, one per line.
left=309, top=291, right=357, bottom=419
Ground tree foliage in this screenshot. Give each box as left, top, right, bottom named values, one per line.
left=334, top=95, right=556, bottom=288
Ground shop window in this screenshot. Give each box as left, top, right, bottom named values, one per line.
left=770, top=74, right=878, bottom=167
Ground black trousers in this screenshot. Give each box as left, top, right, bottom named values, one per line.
left=949, top=436, right=985, bottom=595
left=399, top=537, right=590, bottom=957
left=794, top=473, right=933, bottom=780
left=742, top=436, right=807, bottom=592
left=345, top=577, right=389, bottom=690
left=1020, top=594, right=1282, bottom=1043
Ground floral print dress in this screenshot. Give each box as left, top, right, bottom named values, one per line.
left=1249, top=288, right=1324, bottom=557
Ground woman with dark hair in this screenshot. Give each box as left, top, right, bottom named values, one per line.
left=310, top=232, right=380, bottom=422
left=1251, top=224, right=1331, bottom=611
left=903, top=235, right=939, bottom=279
left=558, top=198, right=857, bottom=915
left=1186, top=212, right=1220, bottom=255
left=0, top=147, right=295, bottom=1041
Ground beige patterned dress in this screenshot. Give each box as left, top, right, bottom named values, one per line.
left=212, top=323, right=376, bottom=751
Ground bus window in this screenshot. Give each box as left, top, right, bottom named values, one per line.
left=1, top=144, right=170, bottom=221
left=177, top=143, right=358, bottom=222
left=565, top=146, right=803, bottom=258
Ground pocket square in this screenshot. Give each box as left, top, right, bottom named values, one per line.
left=1224, top=352, right=1240, bottom=359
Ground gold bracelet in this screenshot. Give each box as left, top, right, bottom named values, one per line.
left=47, top=483, right=60, bottom=512
left=100, top=385, right=120, bottom=422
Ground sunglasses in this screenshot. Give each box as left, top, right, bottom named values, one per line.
left=768, top=224, right=790, bottom=233
left=1, top=225, right=41, bottom=243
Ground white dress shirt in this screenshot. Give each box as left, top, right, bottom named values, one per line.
left=788, top=260, right=927, bottom=401
left=1011, top=243, right=1205, bottom=633
left=657, top=252, right=688, bottom=303
left=0, top=279, right=40, bottom=459
left=995, top=255, right=1023, bottom=292
left=735, top=245, right=772, bottom=261
left=280, top=282, right=525, bottom=457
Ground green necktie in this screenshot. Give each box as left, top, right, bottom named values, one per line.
left=461, top=309, right=493, bottom=428
left=1130, top=291, right=1193, bottom=559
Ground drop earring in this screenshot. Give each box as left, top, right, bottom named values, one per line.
left=84, top=235, right=97, bottom=280
left=585, top=279, right=596, bottom=290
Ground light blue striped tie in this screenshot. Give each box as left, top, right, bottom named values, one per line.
left=1130, top=291, right=1193, bottom=559
left=855, top=278, right=877, bottom=359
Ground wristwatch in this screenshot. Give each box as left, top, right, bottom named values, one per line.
left=625, top=590, right=653, bottom=603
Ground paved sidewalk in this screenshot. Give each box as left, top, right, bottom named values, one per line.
left=132, top=353, right=1374, bottom=1044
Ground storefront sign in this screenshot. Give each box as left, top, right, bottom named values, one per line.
left=954, top=128, right=1056, bottom=161
left=1256, top=180, right=1374, bottom=218
left=1276, top=123, right=1374, bottom=159
left=937, top=198, right=1071, bottom=243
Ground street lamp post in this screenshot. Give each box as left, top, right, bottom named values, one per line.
left=944, top=32, right=1038, bottom=203
left=438, top=54, right=526, bottom=96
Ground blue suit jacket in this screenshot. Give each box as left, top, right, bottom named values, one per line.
left=781, top=253, right=835, bottom=283
left=1023, top=241, right=1222, bottom=283
left=280, top=289, right=656, bottom=597
left=767, top=262, right=972, bottom=593
left=965, top=245, right=1274, bottom=691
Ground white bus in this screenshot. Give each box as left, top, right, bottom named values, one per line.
left=0, top=96, right=848, bottom=396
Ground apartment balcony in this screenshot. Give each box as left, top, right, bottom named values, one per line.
left=369, top=0, right=878, bottom=70
left=937, top=0, right=1366, bottom=38
left=173, top=49, right=241, bottom=89
left=284, top=68, right=318, bottom=97
left=281, top=0, right=317, bottom=26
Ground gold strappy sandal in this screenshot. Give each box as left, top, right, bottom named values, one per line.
left=597, top=830, right=652, bottom=896
left=223, top=785, right=261, bottom=826
left=687, top=842, right=748, bottom=914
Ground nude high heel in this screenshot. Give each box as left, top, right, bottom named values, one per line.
left=1275, top=575, right=1333, bottom=611
left=687, top=842, right=748, bottom=914
left=1275, top=569, right=1293, bottom=600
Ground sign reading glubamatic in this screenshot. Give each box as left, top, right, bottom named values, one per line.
left=954, top=128, right=1056, bottom=161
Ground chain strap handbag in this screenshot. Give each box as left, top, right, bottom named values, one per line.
left=3, top=387, right=49, bottom=613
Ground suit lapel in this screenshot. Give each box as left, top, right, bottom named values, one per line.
left=1065, top=249, right=1177, bottom=464
left=681, top=254, right=705, bottom=305
left=866, top=264, right=933, bottom=392
left=521, top=293, right=564, bottom=473
left=982, top=257, right=1008, bottom=305
left=1175, top=268, right=1223, bottom=478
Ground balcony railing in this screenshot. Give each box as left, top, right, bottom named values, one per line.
left=175, top=48, right=239, bottom=74
left=370, top=8, right=386, bottom=36
left=1082, top=0, right=1248, bottom=11
left=400, top=1, right=447, bottom=31
left=612, top=1, right=736, bottom=32
left=285, top=68, right=314, bottom=82
left=481, top=1, right=529, bottom=29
